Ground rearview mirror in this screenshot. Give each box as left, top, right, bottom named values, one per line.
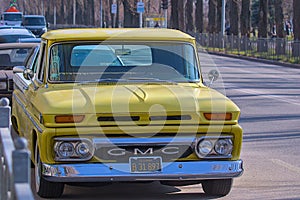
left=23, top=68, right=34, bottom=80
left=13, top=66, right=25, bottom=73
left=208, top=70, right=219, bottom=86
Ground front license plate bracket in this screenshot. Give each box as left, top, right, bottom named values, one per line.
left=129, top=157, right=162, bottom=173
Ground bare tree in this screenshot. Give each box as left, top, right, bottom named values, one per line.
left=229, top=0, right=239, bottom=36
left=258, top=0, right=268, bottom=38
left=274, top=0, right=284, bottom=38
left=170, top=0, right=179, bottom=29
left=292, top=0, right=300, bottom=56
left=208, top=0, right=217, bottom=33
left=258, top=0, right=268, bottom=52
left=178, top=0, right=185, bottom=31
left=274, top=0, right=285, bottom=55
left=293, top=0, right=300, bottom=41
left=122, top=0, right=139, bottom=28
left=240, top=0, right=251, bottom=37
left=216, top=0, right=222, bottom=33
left=195, top=0, right=204, bottom=33
left=185, top=0, right=194, bottom=33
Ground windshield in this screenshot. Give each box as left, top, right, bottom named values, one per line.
left=0, top=35, right=35, bottom=43
left=23, top=17, right=46, bottom=26
left=3, top=13, right=22, bottom=21
left=0, top=47, right=33, bottom=69
left=48, top=42, right=200, bottom=83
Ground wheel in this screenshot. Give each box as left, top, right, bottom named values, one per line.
left=35, top=143, right=64, bottom=198
left=202, top=179, right=233, bottom=196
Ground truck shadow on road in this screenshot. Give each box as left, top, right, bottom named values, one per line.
left=33, top=181, right=221, bottom=200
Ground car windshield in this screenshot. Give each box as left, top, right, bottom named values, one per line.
left=48, top=42, right=200, bottom=83
left=0, top=47, right=33, bottom=69
left=23, top=17, right=46, bottom=26
left=3, top=13, right=22, bottom=21
left=0, top=34, right=35, bottom=43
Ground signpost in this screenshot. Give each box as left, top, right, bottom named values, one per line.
left=111, top=3, right=117, bottom=28
left=137, top=1, right=144, bottom=28
left=111, top=3, right=117, bottom=14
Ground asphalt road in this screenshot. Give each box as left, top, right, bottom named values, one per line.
left=28, top=53, right=300, bottom=200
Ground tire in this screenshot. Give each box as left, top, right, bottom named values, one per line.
left=202, top=179, right=233, bottom=197
left=35, top=143, right=64, bottom=198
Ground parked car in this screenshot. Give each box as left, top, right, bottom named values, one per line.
left=22, top=15, right=48, bottom=37
left=0, top=42, right=38, bottom=102
left=12, top=28, right=243, bottom=198
left=0, top=28, right=35, bottom=43
left=17, top=37, right=41, bottom=43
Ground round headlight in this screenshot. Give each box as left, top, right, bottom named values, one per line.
left=196, top=140, right=213, bottom=157
left=0, top=81, right=7, bottom=90
left=57, top=142, right=74, bottom=158
left=75, top=142, right=91, bottom=157
left=214, top=139, right=233, bottom=156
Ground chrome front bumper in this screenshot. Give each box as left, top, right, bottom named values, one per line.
left=42, top=160, right=243, bottom=182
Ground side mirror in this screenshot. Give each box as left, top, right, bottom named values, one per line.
left=208, top=70, right=219, bottom=86
left=13, top=66, right=25, bottom=74
left=23, top=68, right=34, bottom=80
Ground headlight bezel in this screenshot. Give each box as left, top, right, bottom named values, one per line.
left=54, top=138, right=94, bottom=161
left=195, top=136, right=233, bottom=159
left=0, top=81, right=7, bottom=90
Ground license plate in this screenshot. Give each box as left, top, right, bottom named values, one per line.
left=130, top=157, right=162, bottom=173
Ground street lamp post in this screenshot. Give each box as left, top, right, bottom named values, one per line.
left=221, top=0, right=226, bottom=48
left=100, top=0, right=103, bottom=28
left=73, top=0, right=76, bottom=25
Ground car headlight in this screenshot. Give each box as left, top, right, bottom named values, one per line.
left=57, top=142, right=74, bottom=158
left=195, top=136, right=233, bottom=159
left=214, top=139, right=233, bottom=156
left=0, top=81, right=7, bottom=90
left=196, top=140, right=214, bottom=157
left=76, top=142, right=91, bottom=157
left=54, top=138, right=94, bottom=161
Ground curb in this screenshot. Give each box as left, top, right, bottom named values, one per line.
left=206, top=51, right=300, bottom=69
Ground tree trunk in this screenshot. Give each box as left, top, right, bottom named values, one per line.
left=208, top=0, right=217, bottom=33
left=229, top=0, right=239, bottom=36
left=185, top=0, right=194, bottom=33
left=216, top=0, right=222, bottom=33
left=292, top=0, right=300, bottom=57
left=178, top=0, right=185, bottom=31
left=170, top=0, right=179, bottom=30
left=241, top=0, right=250, bottom=37
left=195, top=0, right=203, bottom=33
left=274, top=0, right=286, bottom=55
left=258, top=0, right=268, bottom=52
left=293, top=0, right=300, bottom=41
left=123, top=0, right=139, bottom=28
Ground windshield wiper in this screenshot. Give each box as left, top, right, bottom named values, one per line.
left=126, top=77, right=178, bottom=85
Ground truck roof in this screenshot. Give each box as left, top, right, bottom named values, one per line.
left=42, top=28, right=195, bottom=43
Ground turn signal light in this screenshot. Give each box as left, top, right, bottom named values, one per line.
left=55, top=115, right=85, bottom=123
left=204, top=113, right=232, bottom=121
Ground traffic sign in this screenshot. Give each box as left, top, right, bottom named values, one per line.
left=137, top=2, right=144, bottom=13
left=111, top=3, right=117, bottom=14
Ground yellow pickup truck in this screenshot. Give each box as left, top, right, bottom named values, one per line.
left=12, top=28, right=243, bottom=198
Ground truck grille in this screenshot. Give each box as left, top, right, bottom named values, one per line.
left=8, top=79, right=14, bottom=91
left=93, top=137, right=195, bottom=163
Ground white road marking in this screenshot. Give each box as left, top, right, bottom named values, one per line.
left=230, top=87, right=300, bottom=106
left=271, top=159, right=300, bottom=174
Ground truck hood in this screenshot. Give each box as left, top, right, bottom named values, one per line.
left=34, top=83, right=240, bottom=125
